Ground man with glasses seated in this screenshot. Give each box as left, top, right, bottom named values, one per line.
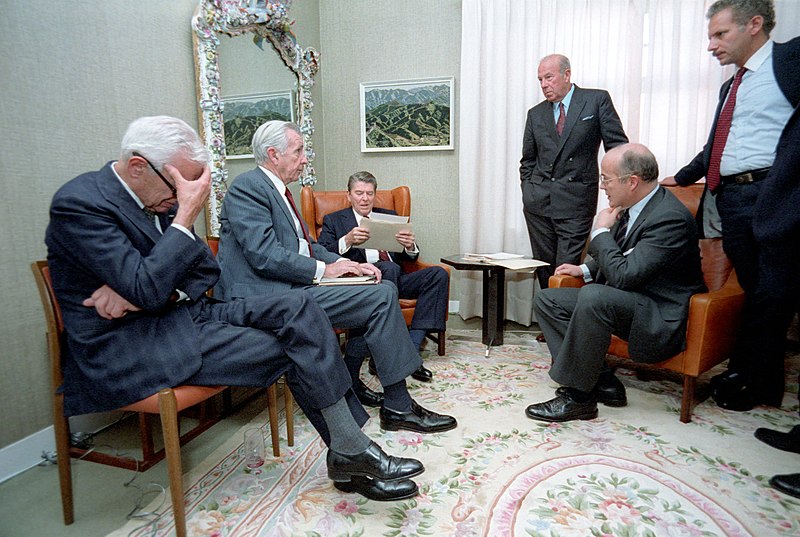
left=44, top=115, right=430, bottom=501
left=525, top=143, right=705, bottom=422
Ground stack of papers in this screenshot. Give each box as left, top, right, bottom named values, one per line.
left=461, top=252, right=549, bottom=271
left=317, top=275, right=377, bottom=286
left=360, top=213, right=412, bottom=251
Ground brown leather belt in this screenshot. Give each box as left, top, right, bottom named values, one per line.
left=720, top=167, right=771, bottom=185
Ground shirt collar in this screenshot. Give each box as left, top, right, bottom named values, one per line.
left=259, top=165, right=286, bottom=194
left=628, top=184, right=660, bottom=226
left=744, top=39, right=772, bottom=72
left=557, top=84, right=576, bottom=110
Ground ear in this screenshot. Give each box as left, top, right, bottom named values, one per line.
left=127, top=154, right=148, bottom=178
left=749, top=15, right=764, bottom=35
left=267, top=146, right=279, bottom=163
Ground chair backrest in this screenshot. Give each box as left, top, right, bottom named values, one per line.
left=31, top=261, right=65, bottom=390
left=300, top=185, right=411, bottom=240
left=662, top=183, right=732, bottom=292
left=206, top=236, right=219, bottom=257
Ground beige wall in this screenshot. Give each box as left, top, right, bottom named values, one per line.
left=0, top=0, right=460, bottom=450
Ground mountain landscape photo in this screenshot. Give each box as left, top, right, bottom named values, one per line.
left=223, top=94, right=293, bottom=156
left=363, top=82, right=451, bottom=149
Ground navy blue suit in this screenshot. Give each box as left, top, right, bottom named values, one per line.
left=45, top=162, right=365, bottom=444
left=318, top=207, right=449, bottom=333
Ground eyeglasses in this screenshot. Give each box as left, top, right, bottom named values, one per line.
left=132, top=151, right=177, bottom=195
left=599, top=174, right=632, bottom=186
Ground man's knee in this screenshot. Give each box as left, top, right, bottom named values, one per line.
left=534, top=287, right=558, bottom=315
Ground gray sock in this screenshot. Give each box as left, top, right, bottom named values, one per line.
left=320, top=397, right=372, bottom=455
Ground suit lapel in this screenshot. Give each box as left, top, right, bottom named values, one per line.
left=558, top=86, right=586, bottom=149
left=622, top=187, right=665, bottom=247
left=96, top=162, right=164, bottom=244
left=258, top=168, right=302, bottom=239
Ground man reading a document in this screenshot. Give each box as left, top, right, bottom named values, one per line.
left=318, top=171, right=450, bottom=383
left=215, top=120, right=456, bottom=434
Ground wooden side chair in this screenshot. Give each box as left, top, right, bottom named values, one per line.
left=548, top=184, right=746, bottom=422
left=300, top=185, right=450, bottom=355
left=206, top=236, right=294, bottom=455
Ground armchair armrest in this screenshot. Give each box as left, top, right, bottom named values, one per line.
left=548, top=274, right=586, bottom=289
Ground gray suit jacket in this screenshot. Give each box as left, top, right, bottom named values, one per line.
left=586, top=187, right=705, bottom=362
left=215, top=167, right=341, bottom=300
left=520, top=85, right=628, bottom=220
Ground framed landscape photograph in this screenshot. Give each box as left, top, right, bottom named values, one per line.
left=222, top=91, right=295, bottom=159
left=360, top=77, right=454, bottom=152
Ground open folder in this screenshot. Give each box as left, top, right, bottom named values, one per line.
left=317, top=275, right=378, bottom=286
left=462, top=252, right=549, bottom=271
left=360, top=213, right=412, bottom=251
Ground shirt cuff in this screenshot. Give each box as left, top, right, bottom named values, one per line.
left=580, top=264, right=593, bottom=283
left=170, top=223, right=195, bottom=240
left=338, top=236, right=350, bottom=255
left=313, top=260, right=326, bottom=282
left=590, top=227, right=610, bottom=241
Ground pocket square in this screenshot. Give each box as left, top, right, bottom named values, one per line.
left=581, top=115, right=595, bottom=121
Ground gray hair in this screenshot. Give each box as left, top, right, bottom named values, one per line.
left=707, top=0, right=775, bottom=36
left=618, top=145, right=659, bottom=183
left=540, top=54, right=571, bottom=74
left=120, top=116, right=209, bottom=169
left=252, top=120, right=301, bottom=164
left=347, top=171, right=378, bottom=191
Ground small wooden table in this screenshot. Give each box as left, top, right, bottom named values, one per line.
left=441, top=255, right=510, bottom=351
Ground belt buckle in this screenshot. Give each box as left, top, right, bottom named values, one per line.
left=735, top=172, right=754, bottom=184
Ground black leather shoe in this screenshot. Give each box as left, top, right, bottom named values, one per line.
left=709, top=370, right=745, bottom=394
left=354, top=380, right=384, bottom=408
left=525, top=391, right=598, bottom=422
left=713, top=385, right=783, bottom=411
left=327, top=441, right=424, bottom=482
left=368, top=357, right=377, bottom=376
left=334, top=475, right=419, bottom=501
left=595, top=373, right=627, bottom=407
left=411, top=364, right=433, bottom=382
left=769, top=473, right=800, bottom=499
left=380, top=401, right=457, bottom=433
left=754, top=425, right=800, bottom=454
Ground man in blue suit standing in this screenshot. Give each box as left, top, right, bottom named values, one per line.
left=520, top=54, right=628, bottom=291
left=45, top=115, right=427, bottom=501
left=215, top=121, right=457, bottom=435
left=317, top=171, right=450, bottom=383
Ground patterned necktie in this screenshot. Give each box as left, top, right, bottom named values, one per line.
left=614, top=209, right=629, bottom=245
left=379, top=250, right=390, bottom=262
left=706, top=67, right=747, bottom=192
left=284, top=188, right=313, bottom=255
left=556, top=102, right=566, bottom=136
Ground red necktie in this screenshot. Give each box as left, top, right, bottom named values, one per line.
left=706, top=67, right=746, bottom=192
left=379, top=250, right=390, bottom=261
left=556, top=102, right=566, bottom=136
left=284, top=188, right=313, bottom=256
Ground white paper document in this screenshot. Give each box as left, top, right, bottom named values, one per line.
left=317, top=275, right=378, bottom=286
left=461, top=252, right=549, bottom=271
left=463, top=252, right=525, bottom=261
left=359, top=214, right=413, bottom=251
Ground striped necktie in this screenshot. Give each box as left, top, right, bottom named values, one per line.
left=706, top=67, right=746, bottom=192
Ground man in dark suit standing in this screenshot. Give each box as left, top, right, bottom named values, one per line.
left=665, top=0, right=800, bottom=411
left=45, top=116, right=427, bottom=501
left=317, top=171, right=450, bottom=383
left=520, top=54, right=628, bottom=291
left=215, top=121, right=456, bottom=435
left=526, top=144, right=704, bottom=422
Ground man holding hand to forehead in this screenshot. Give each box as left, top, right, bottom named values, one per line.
left=526, top=144, right=704, bottom=423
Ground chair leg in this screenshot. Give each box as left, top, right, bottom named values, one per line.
left=284, top=382, right=294, bottom=447
left=267, top=384, right=280, bottom=457
left=158, top=389, right=186, bottom=537
left=138, top=412, right=156, bottom=464
left=437, top=330, right=446, bottom=356
left=680, top=375, right=696, bottom=423
left=54, top=394, right=74, bottom=525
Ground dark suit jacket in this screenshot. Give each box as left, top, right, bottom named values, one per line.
left=586, top=187, right=705, bottom=362
left=520, top=85, right=628, bottom=220
left=317, top=207, right=417, bottom=265
left=45, top=163, right=220, bottom=416
left=215, top=167, right=341, bottom=301
left=675, top=37, right=800, bottom=187
left=754, top=104, right=800, bottom=243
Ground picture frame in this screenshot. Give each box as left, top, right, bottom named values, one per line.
left=360, top=77, right=454, bottom=152
left=222, top=90, right=295, bottom=159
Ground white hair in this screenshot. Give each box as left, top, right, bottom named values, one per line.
left=120, top=116, right=209, bottom=169
left=252, top=120, right=301, bottom=164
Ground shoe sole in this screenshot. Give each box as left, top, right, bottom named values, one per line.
left=328, top=465, right=424, bottom=483
left=525, top=410, right=598, bottom=422
left=380, top=420, right=458, bottom=434
left=334, top=481, right=419, bottom=501
left=598, top=398, right=627, bottom=408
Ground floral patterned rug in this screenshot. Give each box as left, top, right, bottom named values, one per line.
left=109, top=332, right=800, bottom=537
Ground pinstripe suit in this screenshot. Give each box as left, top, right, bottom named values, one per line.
left=45, top=163, right=365, bottom=443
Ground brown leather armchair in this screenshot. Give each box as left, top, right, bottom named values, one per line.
left=548, top=184, right=745, bottom=422
left=300, top=185, right=450, bottom=355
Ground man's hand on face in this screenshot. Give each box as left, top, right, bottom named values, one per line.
left=593, top=206, right=623, bottom=231
left=83, top=285, right=141, bottom=320
left=167, top=163, right=211, bottom=228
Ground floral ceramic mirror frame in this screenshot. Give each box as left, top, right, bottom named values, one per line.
left=192, top=0, right=319, bottom=235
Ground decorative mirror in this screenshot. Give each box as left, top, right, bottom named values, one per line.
left=191, top=0, right=319, bottom=235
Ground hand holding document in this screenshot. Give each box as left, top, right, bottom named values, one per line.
left=462, top=252, right=549, bottom=271
left=360, top=213, right=413, bottom=251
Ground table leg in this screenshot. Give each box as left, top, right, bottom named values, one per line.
left=481, top=268, right=505, bottom=349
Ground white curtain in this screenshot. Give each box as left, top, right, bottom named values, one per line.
left=458, top=0, right=800, bottom=325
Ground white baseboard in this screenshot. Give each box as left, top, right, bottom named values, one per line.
left=449, top=300, right=459, bottom=313
left=0, top=412, right=122, bottom=485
